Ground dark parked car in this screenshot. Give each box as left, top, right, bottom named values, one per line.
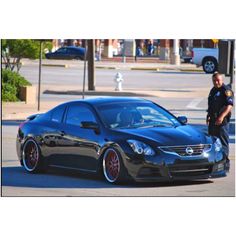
left=45, top=46, right=85, bottom=60
left=16, top=97, right=227, bottom=184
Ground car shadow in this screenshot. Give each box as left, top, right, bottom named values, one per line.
left=132, top=179, right=213, bottom=188
left=2, top=166, right=213, bottom=190
left=2, top=166, right=116, bottom=189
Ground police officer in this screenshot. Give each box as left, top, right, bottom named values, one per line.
left=207, top=72, right=234, bottom=171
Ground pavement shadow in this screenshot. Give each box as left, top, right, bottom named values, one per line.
left=2, top=121, right=23, bottom=126
left=152, top=71, right=204, bottom=75
left=133, top=179, right=213, bottom=188
left=1, top=166, right=116, bottom=189
left=43, top=90, right=153, bottom=97
left=2, top=166, right=214, bottom=191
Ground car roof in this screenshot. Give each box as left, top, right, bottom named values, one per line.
left=59, top=97, right=150, bottom=107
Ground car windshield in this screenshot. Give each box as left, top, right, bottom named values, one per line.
left=97, top=102, right=181, bottom=129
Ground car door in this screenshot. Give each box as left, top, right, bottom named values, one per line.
left=56, top=103, right=102, bottom=171
left=67, top=48, right=77, bottom=59
left=42, top=104, right=68, bottom=165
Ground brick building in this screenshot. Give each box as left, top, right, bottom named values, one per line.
left=52, top=39, right=217, bottom=60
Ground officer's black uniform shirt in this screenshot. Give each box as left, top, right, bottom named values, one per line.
left=208, top=83, right=234, bottom=120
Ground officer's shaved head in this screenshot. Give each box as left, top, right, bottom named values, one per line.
left=212, top=72, right=223, bottom=88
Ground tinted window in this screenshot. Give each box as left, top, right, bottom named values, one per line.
left=51, top=105, right=65, bottom=123
left=65, top=105, right=96, bottom=126
left=57, top=47, right=67, bottom=53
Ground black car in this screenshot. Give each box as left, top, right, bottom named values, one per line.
left=45, top=46, right=85, bottom=60
left=16, top=97, right=226, bottom=184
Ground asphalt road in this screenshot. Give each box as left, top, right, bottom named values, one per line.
left=2, top=117, right=235, bottom=197
left=19, top=61, right=233, bottom=90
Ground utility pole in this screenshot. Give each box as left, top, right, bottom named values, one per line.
left=82, top=40, right=87, bottom=99
left=87, top=39, right=95, bottom=90
left=230, top=40, right=235, bottom=86
left=37, top=40, right=43, bottom=111
left=219, top=39, right=235, bottom=87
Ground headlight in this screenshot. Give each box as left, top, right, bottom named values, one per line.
left=127, top=140, right=155, bottom=156
left=214, top=138, right=222, bottom=152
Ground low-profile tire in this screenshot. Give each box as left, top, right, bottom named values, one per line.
left=202, top=57, right=218, bottom=73
left=22, top=138, right=45, bottom=173
left=102, top=148, right=127, bottom=184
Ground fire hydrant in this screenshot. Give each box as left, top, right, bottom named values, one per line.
left=114, top=72, right=123, bottom=91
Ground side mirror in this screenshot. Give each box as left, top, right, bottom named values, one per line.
left=80, top=121, right=100, bottom=133
left=177, top=116, right=188, bottom=124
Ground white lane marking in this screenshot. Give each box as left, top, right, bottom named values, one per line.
left=186, top=98, right=204, bottom=110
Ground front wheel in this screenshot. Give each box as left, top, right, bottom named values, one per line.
left=102, top=148, right=126, bottom=183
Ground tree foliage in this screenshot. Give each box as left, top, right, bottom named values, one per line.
left=2, top=69, right=32, bottom=102
left=1, top=39, right=52, bottom=72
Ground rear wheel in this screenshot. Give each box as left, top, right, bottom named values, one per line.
left=22, top=138, right=44, bottom=173
left=75, top=56, right=83, bottom=60
left=102, top=148, right=126, bottom=183
left=202, top=57, right=218, bottom=73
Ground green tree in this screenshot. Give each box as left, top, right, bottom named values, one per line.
left=1, top=39, right=52, bottom=72
left=2, top=69, right=31, bottom=102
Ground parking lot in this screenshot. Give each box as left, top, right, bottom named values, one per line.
left=2, top=61, right=235, bottom=196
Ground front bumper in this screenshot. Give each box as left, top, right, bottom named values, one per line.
left=121, top=148, right=226, bottom=182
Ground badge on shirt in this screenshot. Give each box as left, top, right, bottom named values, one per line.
left=225, top=90, right=232, bottom=97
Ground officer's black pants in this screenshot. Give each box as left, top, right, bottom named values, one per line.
left=208, top=122, right=230, bottom=159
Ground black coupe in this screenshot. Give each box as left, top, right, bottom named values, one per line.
left=16, top=97, right=226, bottom=183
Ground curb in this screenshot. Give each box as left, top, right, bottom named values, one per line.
left=95, top=66, right=117, bottom=70
left=130, top=67, right=160, bottom=71
left=130, top=67, right=202, bottom=72
left=38, top=63, right=202, bottom=72
left=42, top=64, right=69, bottom=68
left=2, top=62, right=24, bottom=66
left=179, top=68, right=203, bottom=72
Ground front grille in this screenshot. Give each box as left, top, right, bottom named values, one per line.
left=159, top=144, right=212, bottom=157
left=169, top=165, right=212, bottom=177
left=137, top=167, right=161, bottom=178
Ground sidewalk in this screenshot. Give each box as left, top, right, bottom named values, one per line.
left=2, top=101, right=60, bottom=121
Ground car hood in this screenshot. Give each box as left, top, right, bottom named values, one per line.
left=115, top=125, right=210, bottom=146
